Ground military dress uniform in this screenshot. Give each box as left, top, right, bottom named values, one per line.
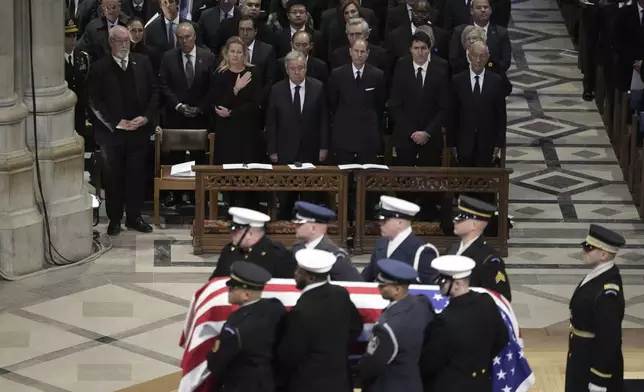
left=421, top=255, right=509, bottom=392
left=362, top=196, right=439, bottom=284
left=448, top=196, right=512, bottom=302
left=290, top=201, right=363, bottom=282
left=565, top=225, right=626, bottom=392
left=210, top=208, right=297, bottom=280
left=206, top=261, right=287, bottom=392
left=64, top=20, right=93, bottom=151
left=357, top=259, right=434, bottom=392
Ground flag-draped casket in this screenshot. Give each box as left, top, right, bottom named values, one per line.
left=179, top=278, right=536, bottom=392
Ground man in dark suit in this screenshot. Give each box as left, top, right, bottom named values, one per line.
left=65, top=20, right=94, bottom=152
left=266, top=51, right=329, bottom=218
left=144, top=0, right=201, bottom=54
left=328, top=38, right=386, bottom=165
left=386, top=0, right=448, bottom=61
left=613, top=0, right=644, bottom=94
left=361, top=196, right=439, bottom=284
left=328, top=17, right=389, bottom=72
left=275, top=31, right=329, bottom=84
left=239, top=16, right=276, bottom=95
left=210, top=207, right=298, bottom=279
left=123, top=0, right=161, bottom=22
left=198, top=0, right=240, bottom=52
left=443, top=0, right=473, bottom=31
left=449, top=0, right=512, bottom=92
left=448, top=41, right=507, bottom=168
left=290, top=202, right=363, bottom=282
left=446, top=196, right=512, bottom=302
left=389, top=31, right=449, bottom=168
left=209, top=0, right=273, bottom=54
left=159, top=22, right=216, bottom=129
left=76, top=0, right=130, bottom=62
left=319, top=2, right=380, bottom=55
left=273, top=0, right=323, bottom=59
left=385, top=0, right=440, bottom=33
left=87, top=26, right=158, bottom=235
left=276, top=248, right=364, bottom=392
left=180, top=0, right=217, bottom=22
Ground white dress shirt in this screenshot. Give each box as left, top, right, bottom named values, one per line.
left=581, top=262, right=615, bottom=287
left=290, top=25, right=305, bottom=37
left=182, top=45, right=197, bottom=68
left=65, top=51, right=74, bottom=65
left=470, top=68, right=485, bottom=91
left=220, top=7, right=234, bottom=21
left=107, top=19, right=120, bottom=29
left=387, top=226, right=413, bottom=258
left=352, top=64, right=365, bottom=79
left=306, top=236, right=324, bottom=249
left=302, top=280, right=328, bottom=294
left=113, top=55, right=129, bottom=69
left=247, top=40, right=256, bottom=62
left=456, top=235, right=480, bottom=256
left=406, top=4, right=412, bottom=20
left=474, top=22, right=489, bottom=39
left=290, top=80, right=305, bottom=111
left=412, top=59, right=429, bottom=85
left=165, top=15, right=180, bottom=44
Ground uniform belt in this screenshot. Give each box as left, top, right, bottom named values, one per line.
left=570, top=325, right=595, bottom=338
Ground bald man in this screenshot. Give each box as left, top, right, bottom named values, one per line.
left=88, top=25, right=159, bottom=236
left=447, top=41, right=506, bottom=168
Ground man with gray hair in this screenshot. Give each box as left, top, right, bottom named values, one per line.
left=329, top=17, right=388, bottom=72
left=87, top=25, right=159, bottom=236
left=266, top=50, right=328, bottom=218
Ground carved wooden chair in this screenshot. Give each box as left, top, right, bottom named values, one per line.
left=153, top=127, right=214, bottom=225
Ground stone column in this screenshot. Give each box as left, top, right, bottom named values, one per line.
left=16, top=0, right=92, bottom=265
left=0, top=0, right=44, bottom=276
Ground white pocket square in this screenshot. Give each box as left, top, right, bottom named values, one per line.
left=200, top=4, right=207, bottom=9
left=365, top=87, right=375, bottom=91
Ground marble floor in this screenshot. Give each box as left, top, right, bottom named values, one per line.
left=1, top=0, right=644, bottom=391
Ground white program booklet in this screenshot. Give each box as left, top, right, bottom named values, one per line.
left=222, top=163, right=274, bottom=170
left=338, top=164, right=389, bottom=170
left=170, top=161, right=196, bottom=177
left=288, top=163, right=316, bottom=169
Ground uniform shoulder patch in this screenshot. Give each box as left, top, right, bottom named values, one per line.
left=336, top=247, right=349, bottom=257
left=495, top=271, right=507, bottom=283
left=484, top=254, right=501, bottom=264
left=604, top=283, right=620, bottom=292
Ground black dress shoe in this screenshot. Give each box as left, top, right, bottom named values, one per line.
left=582, top=90, right=595, bottom=102
left=107, top=222, right=121, bottom=236
left=125, top=217, right=153, bottom=233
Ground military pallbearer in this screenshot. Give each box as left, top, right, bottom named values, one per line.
left=566, top=225, right=626, bottom=392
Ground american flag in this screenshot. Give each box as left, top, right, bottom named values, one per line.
left=178, top=278, right=536, bottom=392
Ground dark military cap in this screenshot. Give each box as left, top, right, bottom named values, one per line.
left=226, top=261, right=272, bottom=290
left=65, top=19, right=79, bottom=35
left=453, top=195, right=496, bottom=222
left=581, top=224, right=626, bottom=254
left=293, top=201, right=336, bottom=224
left=376, top=259, right=418, bottom=285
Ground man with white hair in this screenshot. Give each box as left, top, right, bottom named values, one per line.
left=361, top=195, right=439, bottom=284
left=87, top=25, right=159, bottom=236
left=328, top=17, right=388, bottom=71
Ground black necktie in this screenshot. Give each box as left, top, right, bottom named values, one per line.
left=416, top=67, right=423, bottom=89
left=474, top=75, right=481, bottom=95
left=293, top=85, right=301, bottom=114
left=185, top=54, right=194, bottom=87
left=168, top=22, right=174, bottom=46
left=135, top=5, right=142, bottom=12
left=356, top=70, right=361, bottom=85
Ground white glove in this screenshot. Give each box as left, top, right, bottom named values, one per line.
left=588, top=383, right=607, bottom=392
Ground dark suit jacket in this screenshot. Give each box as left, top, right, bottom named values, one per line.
left=158, top=47, right=217, bottom=128
left=87, top=52, right=159, bottom=146
left=385, top=3, right=410, bottom=34
left=614, top=3, right=644, bottom=91
left=327, top=63, right=386, bottom=153
left=274, top=27, right=323, bottom=59
left=329, top=43, right=389, bottom=72
left=291, top=236, right=363, bottom=281
left=122, top=0, right=160, bottom=22
left=443, top=0, right=472, bottom=32
left=361, top=232, right=439, bottom=284
left=449, top=69, right=507, bottom=166
left=144, top=15, right=201, bottom=54
left=319, top=6, right=380, bottom=56
left=209, top=16, right=274, bottom=55
left=266, top=77, right=329, bottom=163
left=389, top=55, right=450, bottom=149
left=449, top=23, right=511, bottom=75
left=276, top=282, right=364, bottom=392
left=385, top=23, right=449, bottom=62
left=190, top=0, right=218, bottom=22
left=198, top=5, right=241, bottom=52
left=76, top=15, right=130, bottom=62
left=275, top=56, right=329, bottom=85
left=250, top=40, right=277, bottom=94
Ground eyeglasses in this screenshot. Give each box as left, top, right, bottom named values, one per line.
left=581, top=242, right=596, bottom=253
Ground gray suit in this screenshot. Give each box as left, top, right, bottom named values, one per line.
left=291, top=236, right=363, bottom=282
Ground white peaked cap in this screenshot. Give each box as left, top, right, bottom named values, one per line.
left=431, top=255, right=476, bottom=279
left=228, top=207, right=271, bottom=227
left=295, top=248, right=337, bottom=274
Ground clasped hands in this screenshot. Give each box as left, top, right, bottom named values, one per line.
left=411, top=131, right=430, bottom=145
left=117, top=116, right=148, bottom=131
left=178, top=104, right=201, bottom=118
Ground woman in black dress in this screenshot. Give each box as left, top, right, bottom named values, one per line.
left=212, top=36, right=262, bottom=165
left=127, top=18, right=161, bottom=73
